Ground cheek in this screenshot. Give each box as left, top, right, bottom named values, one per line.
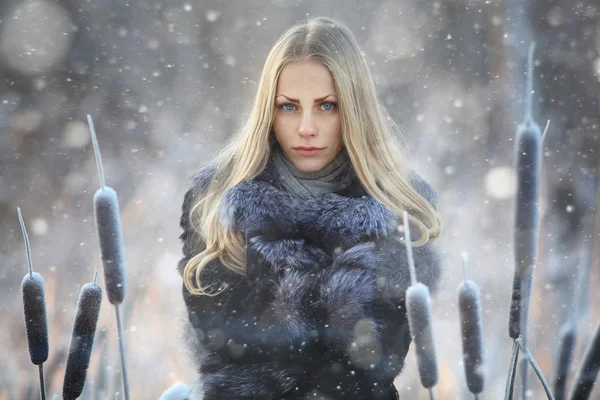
left=273, top=116, right=292, bottom=143
left=273, top=116, right=285, bottom=132
left=326, top=115, right=342, bottom=138
left=330, top=117, right=343, bottom=149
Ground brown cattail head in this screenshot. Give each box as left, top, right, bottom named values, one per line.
left=21, top=272, right=49, bottom=365
left=62, top=272, right=103, bottom=400
left=406, top=282, right=438, bottom=388
left=18, top=207, right=49, bottom=365
left=93, top=186, right=126, bottom=304
left=458, top=279, right=485, bottom=394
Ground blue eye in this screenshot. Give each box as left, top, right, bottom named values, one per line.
left=280, top=103, right=296, bottom=111
left=321, top=102, right=337, bottom=111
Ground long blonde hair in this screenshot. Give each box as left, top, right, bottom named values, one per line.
left=184, top=16, right=442, bottom=296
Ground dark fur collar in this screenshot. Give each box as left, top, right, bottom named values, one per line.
left=213, top=156, right=438, bottom=273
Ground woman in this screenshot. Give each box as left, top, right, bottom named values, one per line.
left=177, top=16, right=443, bottom=400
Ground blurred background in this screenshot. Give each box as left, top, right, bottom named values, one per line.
left=1, top=0, right=599, bottom=398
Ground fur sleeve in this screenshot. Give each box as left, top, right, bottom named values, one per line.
left=178, top=183, right=315, bottom=399
left=305, top=171, right=442, bottom=362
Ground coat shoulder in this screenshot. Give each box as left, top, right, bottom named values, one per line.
left=180, top=161, right=219, bottom=239
left=178, top=162, right=218, bottom=277
left=409, top=169, right=438, bottom=208
left=189, top=162, right=218, bottom=191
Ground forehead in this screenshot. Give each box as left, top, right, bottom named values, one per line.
left=276, top=60, right=336, bottom=94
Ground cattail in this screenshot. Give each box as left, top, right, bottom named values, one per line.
left=21, top=273, right=50, bottom=366
left=458, top=252, right=485, bottom=395
left=158, top=383, right=191, bottom=400
left=567, top=322, right=600, bottom=400
left=88, top=114, right=126, bottom=306
left=407, top=283, right=438, bottom=389
left=18, top=207, right=49, bottom=366
left=87, top=114, right=130, bottom=400
left=508, top=41, right=542, bottom=341
left=506, top=41, right=543, bottom=400
left=18, top=207, right=49, bottom=400
left=93, top=185, right=126, bottom=304
left=62, top=271, right=103, bottom=400
left=403, top=211, right=438, bottom=391
left=88, top=114, right=126, bottom=305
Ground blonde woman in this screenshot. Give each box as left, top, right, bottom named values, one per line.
left=177, top=16, right=442, bottom=400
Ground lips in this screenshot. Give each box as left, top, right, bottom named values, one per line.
left=294, top=147, right=324, bottom=156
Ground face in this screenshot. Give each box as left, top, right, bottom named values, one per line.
left=273, top=60, right=343, bottom=172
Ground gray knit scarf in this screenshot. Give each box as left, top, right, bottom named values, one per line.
left=271, top=144, right=351, bottom=200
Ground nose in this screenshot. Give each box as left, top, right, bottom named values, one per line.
left=298, top=111, right=318, bottom=137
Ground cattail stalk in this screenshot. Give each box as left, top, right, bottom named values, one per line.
left=87, top=114, right=130, bottom=400
left=504, top=340, right=520, bottom=400
left=18, top=207, right=48, bottom=400
left=507, top=41, right=542, bottom=399
left=403, top=211, right=439, bottom=391
left=458, top=252, right=485, bottom=395
left=521, top=340, right=554, bottom=397
left=514, top=337, right=554, bottom=399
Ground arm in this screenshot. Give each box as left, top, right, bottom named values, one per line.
left=178, top=187, right=314, bottom=400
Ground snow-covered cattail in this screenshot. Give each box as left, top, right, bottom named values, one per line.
left=508, top=42, right=542, bottom=341
left=567, top=322, right=600, bottom=400
left=87, top=114, right=130, bottom=400
left=458, top=252, right=485, bottom=395
left=407, top=283, right=438, bottom=389
left=62, top=271, right=103, bottom=400
left=21, top=272, right=50, bottom=366
left=93, top=185, right=126, bottom=305
left=89, top=114, right=126, bottom=305
left=18, top=207, right=49, bottom=400
left=158, top=383, right=191, bottom=400
left=19, top=207, right=49, bottom=366
left=403, top=211, right=438, bottom=391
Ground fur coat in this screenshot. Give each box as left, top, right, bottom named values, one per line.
left=177, top=158, right=442, bottom=400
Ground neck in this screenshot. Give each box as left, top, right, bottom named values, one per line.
left=271, top=143, right=351, bottom=199
left=279, top=147, right=349, bottom=180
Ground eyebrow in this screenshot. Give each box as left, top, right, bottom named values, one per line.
left=275, top=94, right=335, bottom=103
